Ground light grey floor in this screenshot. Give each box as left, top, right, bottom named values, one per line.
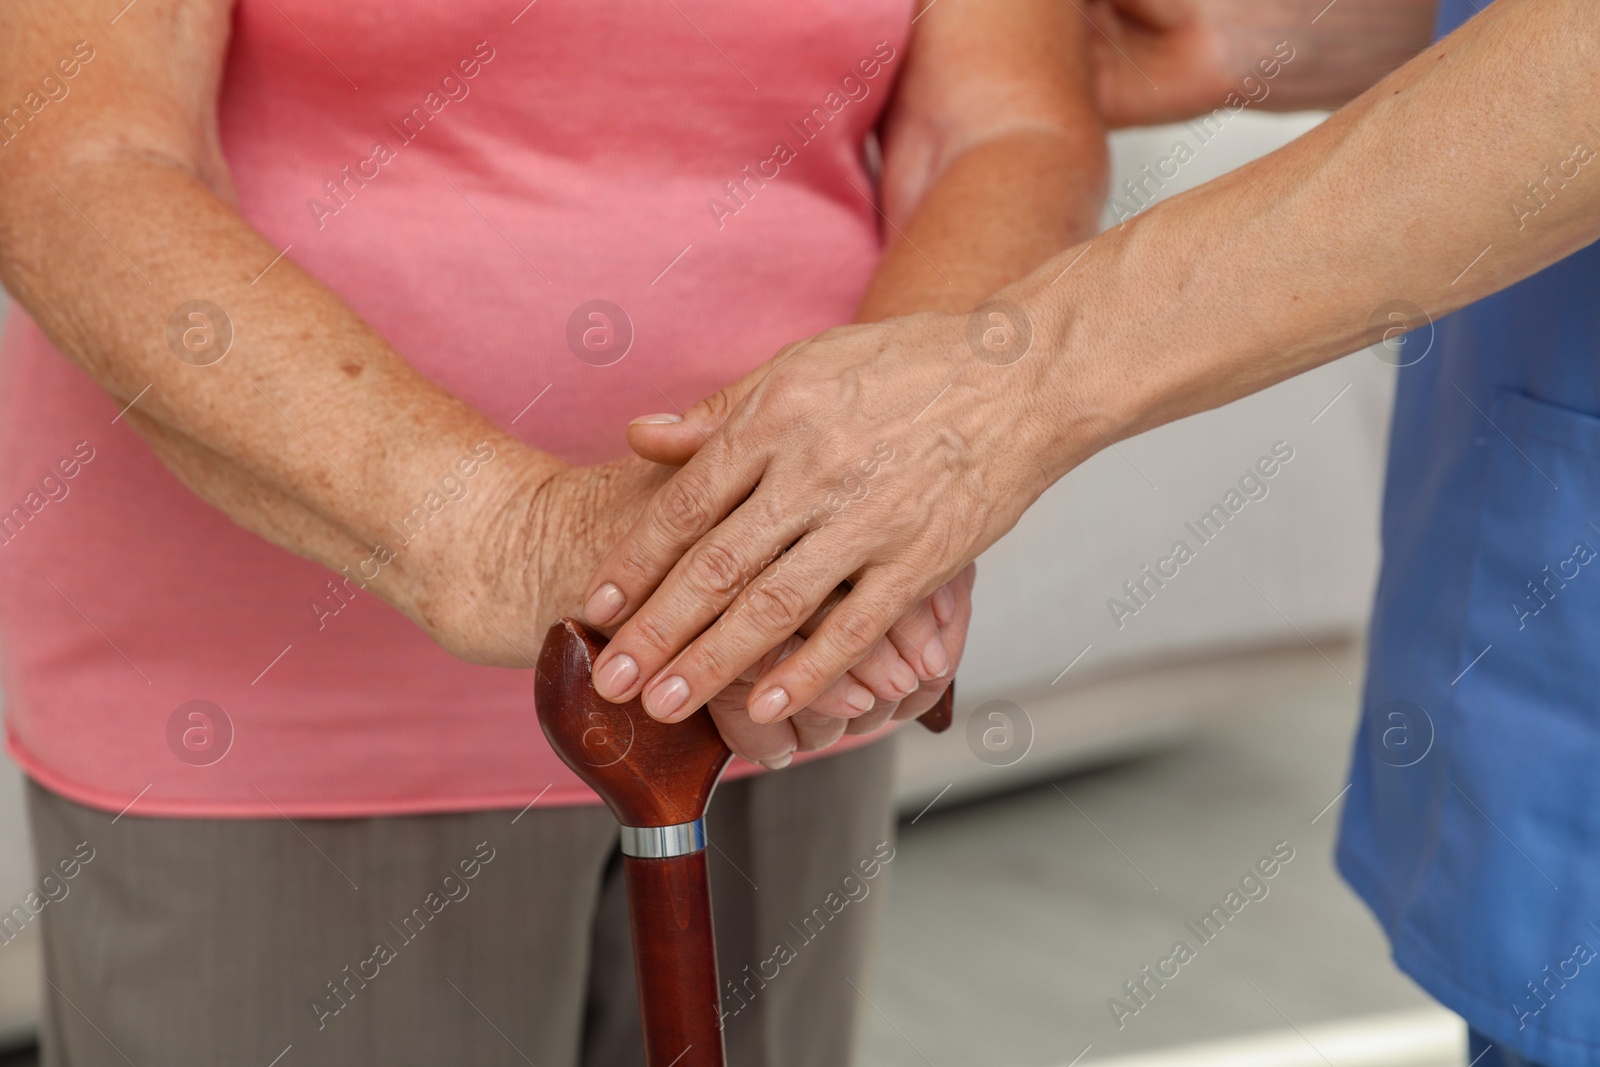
left=863, top=640, right=1437, bottom=1067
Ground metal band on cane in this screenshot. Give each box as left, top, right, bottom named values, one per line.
left=619, top=818, right=707, bottom=859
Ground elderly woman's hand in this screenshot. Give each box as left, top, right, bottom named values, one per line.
left=579, top=300, right=1093, bottom=725
left=703, top=562, right=973, bottom=768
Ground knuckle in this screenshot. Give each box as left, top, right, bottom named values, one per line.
left=687, top=541, right=746, bottom=598
left=853, top=644, right=896, bottom=684
left=744, top=575, right=809, bottom=634
left=610, top=544, right=661, bottom=594
left=785, top=651, right=837, bottom=697
left=844, top=650, right=881, bottom=683
left=830, top=606, right=886, bottom=657
left=656, top=475, right=715, bottom=539
left=752, top=496, right=804, bottom=556
left=702, top=387, right=734, bottom=424
left=688, top=637, right=737, bottom=685
left=737, top=637, right=793, bottom=683
left=626, top=613, right=677, bottom=660
left=754, top=370, right=825, bottom=424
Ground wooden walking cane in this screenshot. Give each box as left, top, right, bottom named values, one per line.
left=536, top=618, right=952, bottom=1067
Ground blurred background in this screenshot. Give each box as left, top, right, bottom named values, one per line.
left=0, top=110, right=1458, bottom=1066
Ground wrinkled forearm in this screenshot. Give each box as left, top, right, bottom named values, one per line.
left=0, top=148, right=563, bottom=644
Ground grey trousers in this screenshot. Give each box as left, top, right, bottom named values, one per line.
left=26, top=736, right=898, bottom=1067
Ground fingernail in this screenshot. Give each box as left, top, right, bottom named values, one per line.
left=763, top=752, right=794, bottom=771
left=630, top=412, right=682, bottom=425
left=845, top=683, right=875, bottom=714
left=644, top=675, right=690, bottom=719
left=594, top=654, right=638, bottom=700
left=921, top=636, right=949, bottom=677
left=585, top=583, right=625, bottom=626
left=750, top=686, right=790, bottom=723
left=890, top=660, right=919, bottom=697
left=933, top=585, right=957, bottom=625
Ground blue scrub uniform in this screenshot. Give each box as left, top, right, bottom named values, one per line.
left=1337, top=3, right=1600, bottom=1064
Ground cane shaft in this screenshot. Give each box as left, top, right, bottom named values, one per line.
left=624, top=851, right=726, bottom=1067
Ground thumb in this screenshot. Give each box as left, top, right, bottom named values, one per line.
left=626, top=344, right=797, bottom=466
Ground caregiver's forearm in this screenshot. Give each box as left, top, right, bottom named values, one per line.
left=1025, top=0, right=1599, bottom=464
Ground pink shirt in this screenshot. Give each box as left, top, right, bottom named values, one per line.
left=0, top=0, right=909, bottom=817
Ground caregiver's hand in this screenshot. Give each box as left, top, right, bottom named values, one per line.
left=580, top=0, right=1112, bottom=724
left=625, top=361, right=976, bottom=715
left=581, top=307, right=1081, bottom=724
left=522, top=458, right=951, bottom=764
